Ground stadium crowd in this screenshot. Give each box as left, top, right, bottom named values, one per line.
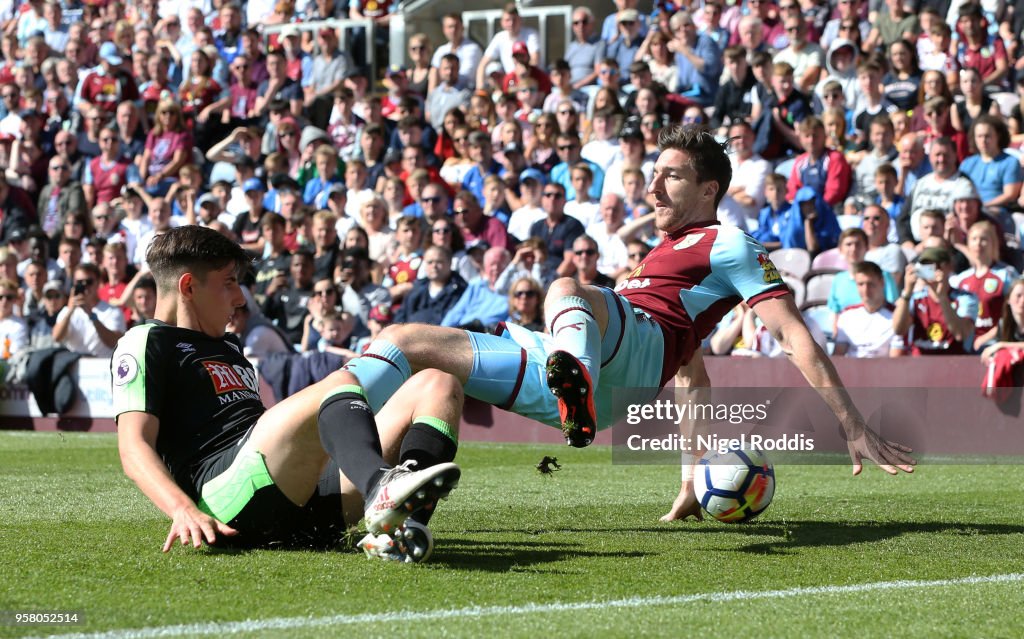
left=0, top=0, right=1023, bottom=387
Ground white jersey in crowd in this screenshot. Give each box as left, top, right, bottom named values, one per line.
left=835, top=304, right=900, bottom=358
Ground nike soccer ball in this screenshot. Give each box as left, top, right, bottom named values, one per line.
left=693, top=446, right=775, bottom=523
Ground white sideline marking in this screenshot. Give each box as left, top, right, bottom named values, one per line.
left=32, top=572, right=1024, bottom=639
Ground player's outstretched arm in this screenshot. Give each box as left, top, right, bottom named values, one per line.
left=752, top=295, right=916, bottom=475
left=117, top=412, right=237, bottom=551
left=660, top=353, right=710, bottom=522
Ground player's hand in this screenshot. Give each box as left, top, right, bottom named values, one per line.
left=660, top=481, right=703, bottom=522
left=848, top=427, right=915, bottom=476
left=163, top=504, right=237, bottom=552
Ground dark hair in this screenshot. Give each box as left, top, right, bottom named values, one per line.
left=74, top=262, right=102, bottom=282
left=147, top=225, right=251, bottom=295
left=999, top=278, right=1024, bottom=341
left=969, top=114, right=1011, bottom=153
left=133, top=274, right=157, bottom=294
left=838, top=227, right=868, bottom=245
left=656, top=125, right=732, bottom=208
left=852, top=260, right=883, bottom=280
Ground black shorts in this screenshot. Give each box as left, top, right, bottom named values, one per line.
left=191, top=434, right=347, bottom=550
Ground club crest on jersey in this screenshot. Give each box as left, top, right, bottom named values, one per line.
left=984, top=278, right=999, bottom=294
left=204, top=361, right=249, bottom=394
left=756, top=253, right=783, bottom=284
left=673, top=233, right=705, bottom=250
left=113, top=354, right=138, bottom=386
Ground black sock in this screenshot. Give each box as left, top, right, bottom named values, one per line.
left=401, top=421, right=458, bottom=525
left=318, top=390, right=386, bottom=498
left=400, top=421, right=459, bottom=468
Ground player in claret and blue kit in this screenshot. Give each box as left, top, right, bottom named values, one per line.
left=112, top=226, right=463, bottom=562
left=343, top=125, right=916, bottom=521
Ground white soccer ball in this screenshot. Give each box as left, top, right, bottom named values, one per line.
left=693, top=446, right=775, bottom=523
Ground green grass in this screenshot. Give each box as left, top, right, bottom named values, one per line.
left=1, top=432, right=1023, bottom=639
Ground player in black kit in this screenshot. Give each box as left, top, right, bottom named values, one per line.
left=112, top=226, right=462, bottom=562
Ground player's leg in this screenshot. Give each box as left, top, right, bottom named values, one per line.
left=343, top=323, right=475, bottom=412
left=543, top=278, right=612, bottom=447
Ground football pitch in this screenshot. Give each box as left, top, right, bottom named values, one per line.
left=1, top=431, right=1023, bottom=639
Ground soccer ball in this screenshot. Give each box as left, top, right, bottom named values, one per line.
left=693, top=446, right=775, bottom=523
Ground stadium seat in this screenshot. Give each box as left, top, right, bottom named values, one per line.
left=800, top=302, right=836, bottom=340
left=804, top=272, right=836, bottom=304
left=784, top=277, right=806, bottom=307
left=811, top=248, right=849, bottom=270
left=836, top=214, right=862, bottom=230
left=992, top=92, right=1020, bottom=118
left=769, top=248, right=812, bottom=279
left=774, top=157, right=795, bottom=178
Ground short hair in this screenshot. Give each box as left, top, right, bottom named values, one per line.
left=74, top=262, right=102, bottom=282
left=919, top=209, right=946, bottom=225
left=133, top=274, right=157, bottom=294
left=875, top=163, right=897, bottom=180
left=147, top=225, right=252, bottom=295
left=796, top=116, right=824, bottom=135
left=396, top=215, right=420, bottom=231
left=621, top=167, right=645, bottom=183
left=0, top=277, right=18, bottom=292
left=313, top=210, right=337, bottom=227
left=764, top=172, right=788, bottom=190
left=970, top=114, right=1011, bottom=152
left=656, top=125, right=732, bottom=208
left=772, top=62, right=794, bottom=77
left=839, top=227, right=868, bottom=245
left=314, top=145, right=338, bottom=163
left=424, top=244, right=453, bottom=262
left=856, top=61, right=883, bottom=76
left=750, top=50, right=772, bottom=68
left=723, top=45, right=746, bottom=62
left=570, top=162, right=593, bottom=181
left=869, top=114, right=894, bottom=134
left=852, top=260, right=883, bottom=280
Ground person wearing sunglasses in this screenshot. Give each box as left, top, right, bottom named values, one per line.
left=570, top=235, right=614, bottom=288
left=505, top=276, right=544, bottom=332
left=773, top=18, right=824, bottom=94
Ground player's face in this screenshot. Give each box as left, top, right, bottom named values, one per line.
left=192, top=264, right=245, bottom=338
left=648, top=149, right=716, bottom=233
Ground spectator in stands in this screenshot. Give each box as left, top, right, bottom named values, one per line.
left=864, top=0, right=918, bottom=52
left=73, top=42, right=139, bottom=116
left=550, top=131, right=604, bottom=201
left=950, top=221, right=1021, bottom=349
left=530, top=181, right=585, bottom=276
left=450, top=189, right=510, bottom=252
left=565, top=7, right=600, bottom=89
left=21, top=257, right=46, bottom=319
left=441, top=246, right=511, bottom=329
left=851, top=62, right=897, bottom=146
left=862, top=204, right=907, bottom=282
left=897, top=137, right=973, bottom=247
left=587, top=193, right=629, bottom=279
left=38, top=155, right=87, bottom=232
left=252, top=213, right=292, bottom=306
left=426, top=55, right=471, bottom=133
left=881, top=39, right=921, bottom=113
left=828, top=227, right=900, bottom=317
left=605, top=10, right=644, bottom=85
left=952, top=4, right=1007, bottom=93
left=0, top=277, right=26, bottom=358
left=894, top=245, right=978, bottom=355
left=874, top=164, right=903, bottom=229
left=476, top=3, right=542, bottom=89
left=833, top=261, right=902, bottom=357
left=604, top=122, right=654, bottom=199
left=262, top=249, right=314, bottom=345
left=752, top=62, right=810, bottom=160
left=774, top=16, right=824, bottom=94
left=83, top=126, right=132, bottom=209
left=129, top=275, right=157, bottom=327
left=461, top=131, right=505, bottom=206
left=821, top=0, right=868, bottom=51
left=894, top=133, right=930, bottom=198
left=960, top=115, right=1022, bottom=213
left=298, top=278, right=345, bottom=353
left=138, top=100, right=192, bottom=198
left=337, top=246, right=390, bottom=331
left=98, top=242, right=134, bottom=324
left=665, top=10, right=720, bottom=107
left=431, top=13, right=482, bottom=91
left=787, top=116, right=852, bottom=209
left=571, top=235, right=615, bottom=288
left=52, top=262, right=125, bottom=357
left=303, top=28, right=353, bottom=129
left=711, top=46, right=756, bottom=132
left=506, top=275, right=544, bottom=331
left=55, top=234, right=82, bottom=294
left=29, top=280, right=64, bottom=348
left=232, top=178, right=269, bottom=254
left=851, top=115, right=897, bottom=200
left=565, top=163, right=600, bottom=227
left=718, top=120, right=769, bottom=229
left=395, top=245, right=468, bottom=326
left=979, top=278, right=1024, bottom=364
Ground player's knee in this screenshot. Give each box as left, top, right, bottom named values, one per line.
left=323, top=368, right=359, bottom=389
left=414, top=369, right=464, bottom=403
left=376, top=323, right=411, bottom=347
left=547, top=277, right=584, bottom=301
